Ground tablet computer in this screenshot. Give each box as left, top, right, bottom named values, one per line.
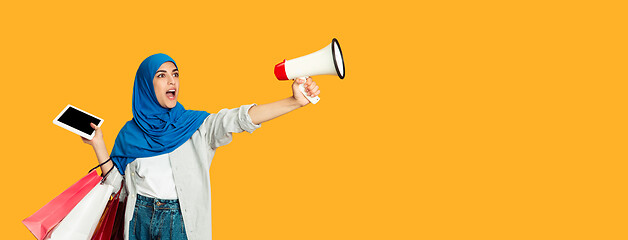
left=53, top=104, right=104, bottom=140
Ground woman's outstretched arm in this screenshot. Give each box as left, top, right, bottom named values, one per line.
left=248, top=77, right=320, bottom=125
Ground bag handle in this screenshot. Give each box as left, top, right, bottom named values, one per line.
left=89, top=157, right=114, bottom=181
left=112, top=180, right=124, bottom=199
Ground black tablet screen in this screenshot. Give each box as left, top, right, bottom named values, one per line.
left=57, top=107, right=101, bottom=136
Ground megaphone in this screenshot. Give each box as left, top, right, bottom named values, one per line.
left=274, top=38, right=345, bottom=104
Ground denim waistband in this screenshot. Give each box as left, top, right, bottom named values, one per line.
left=135, top=194, right=180, bottom=209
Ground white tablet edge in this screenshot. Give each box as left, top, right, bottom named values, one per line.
left=52, top=104, right=104, bottom=140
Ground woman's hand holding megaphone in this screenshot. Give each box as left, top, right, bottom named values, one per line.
left=292, top=77, right=320, bottom=107
left=293, top=76, right=318, bottom=106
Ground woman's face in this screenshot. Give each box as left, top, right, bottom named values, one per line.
left=153, top=61, right=179, bottom=109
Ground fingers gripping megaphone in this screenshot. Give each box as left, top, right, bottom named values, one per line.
left=274, top=38, right=345, bottom=104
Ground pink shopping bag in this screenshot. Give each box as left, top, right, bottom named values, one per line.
left=22, top=170, right=102, bottom=240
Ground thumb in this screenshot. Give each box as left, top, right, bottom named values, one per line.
left=90, top=122, right=98, bottom=129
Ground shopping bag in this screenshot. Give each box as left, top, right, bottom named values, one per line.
left=22, top=170, right=102, bottom=240
left=91, top=181, right=124, bottom=240
left=45, top=182, right=114, bottom=240
left=110, top=198, right=126, bottom=240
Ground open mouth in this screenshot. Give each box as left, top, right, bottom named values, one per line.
left=166, top=89, right=176, bottom=100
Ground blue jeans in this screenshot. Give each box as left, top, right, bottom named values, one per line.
left=129, top=194, right=188, bottom=240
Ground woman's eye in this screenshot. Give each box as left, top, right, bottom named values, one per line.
left=158, top=74, right=165, bottom=78
left=173, top=73, right=179, bottom=77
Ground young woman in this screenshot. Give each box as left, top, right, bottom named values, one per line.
left=81, top=53, right=320, bottom=240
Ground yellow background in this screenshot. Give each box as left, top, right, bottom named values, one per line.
left=2, top=0, right=626, bottom=239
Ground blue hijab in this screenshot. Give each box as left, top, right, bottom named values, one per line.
left=110, top=53, right=210, bottom=175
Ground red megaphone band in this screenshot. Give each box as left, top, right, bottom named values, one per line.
left=274, top=60, right=289, bottom=80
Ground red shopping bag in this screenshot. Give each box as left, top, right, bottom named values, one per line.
left=91, top=181, right=124, bottom=240
left=22, top=170, right=102, bottom=240
left=110, top=198, right=126, bottom=240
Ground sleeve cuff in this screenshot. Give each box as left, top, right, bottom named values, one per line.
left=239, top=103, right=261, bottom=133
left=103, top=166, right=123, bottom=188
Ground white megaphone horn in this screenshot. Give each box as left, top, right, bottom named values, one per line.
left=274, top=38, right=345, bottom=104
